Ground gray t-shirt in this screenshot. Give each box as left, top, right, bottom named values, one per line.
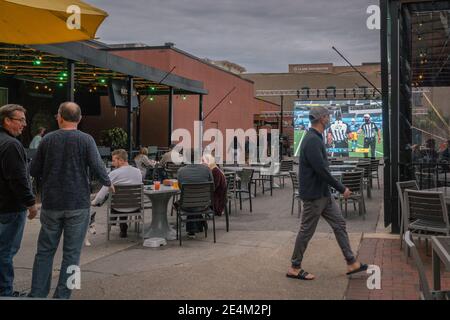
left=30, top=129, right=111, bottom=210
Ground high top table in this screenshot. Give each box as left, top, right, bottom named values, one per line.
left=143, top=185, right=180, bottom=240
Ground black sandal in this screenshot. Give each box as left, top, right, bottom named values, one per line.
left=286, top=269, right=314, bottom=280
left=346, top=263, right=368, bottom=276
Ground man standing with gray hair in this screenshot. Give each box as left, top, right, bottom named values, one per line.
left=29, top=102, right=111, bottom=299
left=286, top=106, right=367, bottom=281
left=0, top=104, right=37, bottom=297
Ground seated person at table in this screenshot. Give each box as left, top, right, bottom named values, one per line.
left=159, top=144, right=178, bottom=167
left=134, top=147, right=156, bottom=180
left=202, top=154, right=227, bottom=216
left=177, top=150, right=213, bottom=238
left=91, top=149, right=142, bottom=238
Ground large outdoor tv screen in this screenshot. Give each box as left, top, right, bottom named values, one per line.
left=293, top=100, right=383, bottom=158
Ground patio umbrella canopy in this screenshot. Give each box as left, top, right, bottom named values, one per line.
left=0, top=0, right=108, bottom=44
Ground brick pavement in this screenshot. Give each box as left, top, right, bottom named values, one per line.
left=345, top=237, right=450, bottom=300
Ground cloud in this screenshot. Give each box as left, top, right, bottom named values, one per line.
left=91, top=0, right=381, bottom=72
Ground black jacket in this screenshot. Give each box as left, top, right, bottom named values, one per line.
left=299, top=128, right=346, bottom=200
left=0, top=127, right=35, bottom=214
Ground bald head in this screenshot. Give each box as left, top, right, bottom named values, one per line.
left=58, top=102, right=81, bottom=123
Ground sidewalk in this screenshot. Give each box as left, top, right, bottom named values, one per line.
left=345, top=235, right=450, bottom=300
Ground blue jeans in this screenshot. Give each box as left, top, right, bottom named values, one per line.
left=0, top=211, right=26, bottom=296
left=30, top=209, right=89, bottom=299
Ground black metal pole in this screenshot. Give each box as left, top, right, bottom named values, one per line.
left=67, top=60, right=75, bottom=102
left=136, top=103, right=141, bottom=148
left=280, top=95, right=284, bottom=161
left=168, top=87, right=174, bottom=146
left=199, top=94, right=203, bottom=121
left=381, top=0, right=394, bottom=231
left=127, top=76, right=133, bottom=161
left=390, top=0, right=401, bottom=234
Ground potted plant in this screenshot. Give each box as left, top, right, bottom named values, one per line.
left=100, top=127, right=128, bottom=150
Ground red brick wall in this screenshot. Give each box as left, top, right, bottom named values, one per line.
left=82, top=48, right=278, bottom=150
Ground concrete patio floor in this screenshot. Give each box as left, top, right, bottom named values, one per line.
left=12, top=174, right=385, bottom=300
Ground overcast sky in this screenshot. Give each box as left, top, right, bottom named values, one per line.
left=90, top=0, right=381, bottom=73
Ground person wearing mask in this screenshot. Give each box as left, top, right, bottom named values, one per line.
left=287, top=106, right=367, bottom=281
left=0, top=104, right=37, bottom=297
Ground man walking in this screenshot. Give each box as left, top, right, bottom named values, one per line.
left=0, top=104, right=38, bottom=297
left=287, top=106, right=367, bottom=280
left=29, top=102, right=111, bottom=299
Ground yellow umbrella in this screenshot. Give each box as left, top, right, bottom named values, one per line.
left=0, top=0, right=108, bottom=44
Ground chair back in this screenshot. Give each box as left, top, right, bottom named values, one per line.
left=239, top=168, right=254, bottom=190
left=165, top=162, right=184, bottom=179
left=289, top=171, right=299, bottom=190
left=404, top=231, right=432, bottom=300
left=109, top=184, right=144, bottom=211
left=404, top=189, right=449, bottom=228
left=341, top=170, right=364, bottom=193
left=331, top=159, right=344, bottom=165
left=370, top=159, right=380, bottom=173
left=179, top=182, right=214, bottom=211
left=356, top=162, right=371, bottom=178
left=224, top=172, right=236, bottom=193
left=396, top=180, right=419, bottom=223
left=280, top=160, right=294, bottom=172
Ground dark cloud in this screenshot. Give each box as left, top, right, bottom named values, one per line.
left=90, top=0, right=380, bottom=72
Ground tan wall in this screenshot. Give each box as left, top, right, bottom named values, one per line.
left=244, top=67, right=382, bottom=113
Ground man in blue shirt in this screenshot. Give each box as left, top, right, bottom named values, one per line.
left=286, top=106, right=367, bottom=280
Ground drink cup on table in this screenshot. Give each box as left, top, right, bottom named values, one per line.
left=154, top=181, right=161, bottom=190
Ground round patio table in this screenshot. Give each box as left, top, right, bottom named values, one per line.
left=342, top=160, right=359, bottom=165
left=329, top=164, right=356, bottom=171
left=143, top=185, right=180, bottom=240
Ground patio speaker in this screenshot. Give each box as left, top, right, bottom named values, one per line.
left=108, top=79, right=139, bottom=110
